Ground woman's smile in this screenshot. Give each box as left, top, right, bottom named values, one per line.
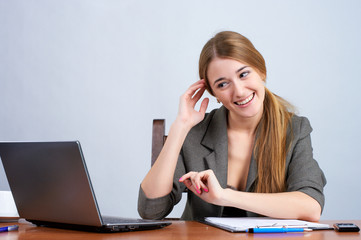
left=234, top=92, right=255, bottom=107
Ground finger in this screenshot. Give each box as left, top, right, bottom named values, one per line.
left=198, top=180, right=209, bottom=193
left=190, top=177, right=201, bottom=194
left=182, top=178, right=200, bottom=195
left=199, top=97, right=209, bottom=115
left=191, top=79, right=205, bottom=87
left=187, top=80, right=205, bottom=92
left=184, top=81, right=206, bottom=99
left=183, top=174, right=209, bottom=194
left=183, top=179, right=199, bottom=195
left=193, top=171, right=211, bottom=194
left=190, top=86, right=206, bottom=106
left=201, top=170, right=219, bottom=191
left=179, top=171, right=196, bottom=182
left=192, top=84, right=206, bottom=98
left=191, top=173, right=200, bottom=192
left=196, top=172, right=210, bottom=192
left=183, top=179, right=193, bottom=189
left=179, top=172, right=203, bottom=194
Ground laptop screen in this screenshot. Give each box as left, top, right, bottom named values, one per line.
left=0, top=141, right=103, bottom=226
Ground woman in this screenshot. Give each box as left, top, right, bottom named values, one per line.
left=138, top=31, right=326, bottom=221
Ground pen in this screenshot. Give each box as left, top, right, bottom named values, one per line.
left=0, top=225, right=19, bottom=233
left=247, top=227, right=312, bottom=233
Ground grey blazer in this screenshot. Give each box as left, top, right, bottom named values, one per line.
left=138, top=106, right=326, bottom=220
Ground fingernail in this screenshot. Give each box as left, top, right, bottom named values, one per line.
left=179, top=177, right=182, bottom=181
left=196, top=189, right=201, bottom=194
left=204, top=188, right=209, bottom=192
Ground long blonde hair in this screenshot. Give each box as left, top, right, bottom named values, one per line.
left=199, top=31, right=294, bottom=193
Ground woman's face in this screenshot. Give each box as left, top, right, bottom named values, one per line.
left=207, top=57, right=265, bottom=121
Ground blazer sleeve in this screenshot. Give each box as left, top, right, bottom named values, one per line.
left=137, top=150, right=187, bottom=220
left=286, top=117, right=327, bottom=211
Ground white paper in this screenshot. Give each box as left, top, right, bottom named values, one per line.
left=0, top=191, right=19, bottom=217
left=205, top=217, right=330, bottom=231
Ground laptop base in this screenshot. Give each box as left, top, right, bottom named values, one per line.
left=28, top=219, right=171, bottom=233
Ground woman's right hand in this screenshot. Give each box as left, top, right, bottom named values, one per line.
left=176, top=79, right=209, bottom=130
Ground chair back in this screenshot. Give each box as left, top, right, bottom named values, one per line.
left=151, top=119, right=167, bottom=166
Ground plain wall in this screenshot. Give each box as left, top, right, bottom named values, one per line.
left=1, top=0, right=360, bottom=220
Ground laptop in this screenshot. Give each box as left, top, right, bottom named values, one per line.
left=0, top=141, right=171, bottom=232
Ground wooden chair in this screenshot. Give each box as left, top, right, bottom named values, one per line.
left=151, top=119, right=167, bottom=166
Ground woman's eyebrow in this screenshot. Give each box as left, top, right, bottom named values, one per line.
left=236, top=66, right=248, bottom=73
left=213, top=77, right=225, bottom=86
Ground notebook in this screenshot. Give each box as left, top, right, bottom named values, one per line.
left=0, top=141, right=171, bottom=232
left=202, top=217, right=332, bottom=232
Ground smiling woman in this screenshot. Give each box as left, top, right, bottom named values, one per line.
left=138, top=31, right=326, bottom=222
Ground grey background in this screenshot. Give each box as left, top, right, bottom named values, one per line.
left=1, top=0, right=360, bottom=220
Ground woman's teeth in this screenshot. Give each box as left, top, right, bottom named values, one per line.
left=235, top=93, right=254, bottom=105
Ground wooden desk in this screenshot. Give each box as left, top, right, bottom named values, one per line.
left=1, top=220, right=360, bottom=239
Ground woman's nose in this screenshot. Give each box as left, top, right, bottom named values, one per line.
left=233, top=80, right=245, bottom=98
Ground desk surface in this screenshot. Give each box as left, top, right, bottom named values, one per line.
left=1, top=220, right=360, bottom=240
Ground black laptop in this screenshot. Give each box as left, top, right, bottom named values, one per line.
left=0, top=141, right=171, bottom=232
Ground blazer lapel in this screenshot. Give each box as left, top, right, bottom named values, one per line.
left=245, top=153, right=257, bottom=191
left=201, top=106, right=229, bottom=188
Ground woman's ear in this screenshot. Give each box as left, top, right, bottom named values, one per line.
left=261, top=73, right=267, bottom=83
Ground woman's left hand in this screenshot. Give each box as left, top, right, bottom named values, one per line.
left=179, top=170, right=225, bottom=206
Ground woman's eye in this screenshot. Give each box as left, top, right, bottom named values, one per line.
left=240, top=71, right=249, bottom=78
left=217, top=82, right=228, bottom=88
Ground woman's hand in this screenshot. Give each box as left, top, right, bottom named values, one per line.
left=179, top=170, right=225, bottom=206
left=176, top=80, right=209, bottom=130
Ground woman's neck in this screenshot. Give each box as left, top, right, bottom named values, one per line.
left=227, top=110, right=263, bottom=135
